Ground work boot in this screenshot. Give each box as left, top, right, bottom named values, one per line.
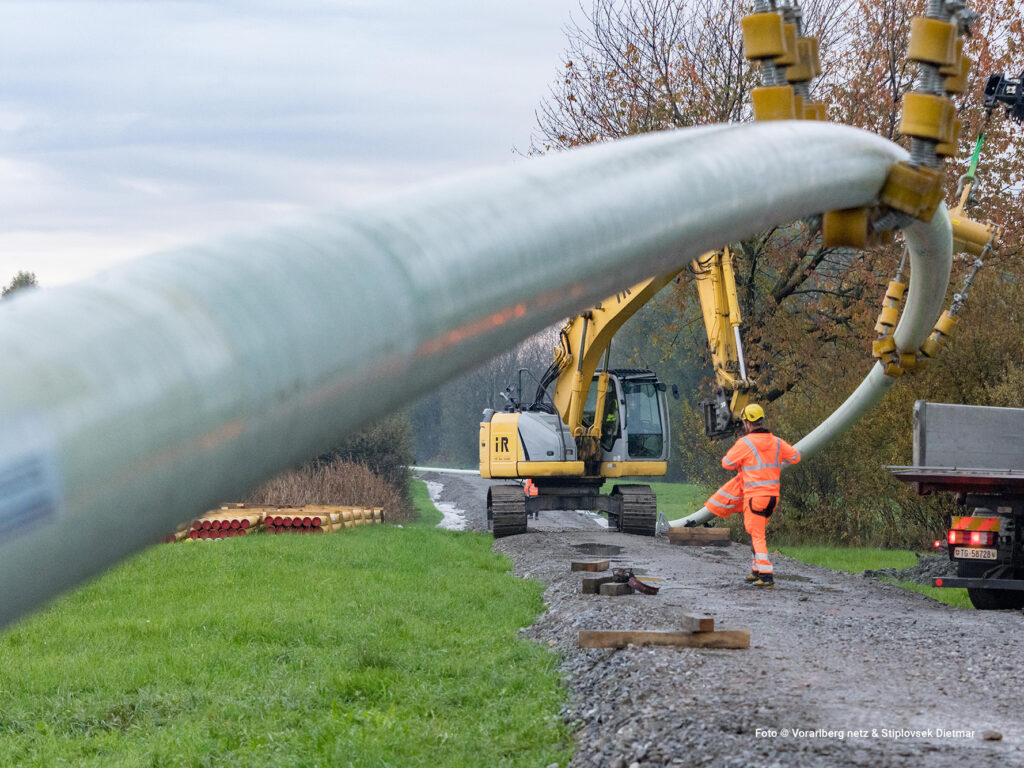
left=744, top=571, right=759, bottom=583
left=752, top=575, right=774, bottom=589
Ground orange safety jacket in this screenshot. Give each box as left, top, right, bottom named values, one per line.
left=721, top=429, right=801, bottom=498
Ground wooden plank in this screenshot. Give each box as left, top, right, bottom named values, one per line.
left=599, top=582, right=633, bottom=596
left=578, top=629, right=749, bottom=650
left=581, top=575, right=615, bottom=594
left=680, top=613, right=714, bottom=633
left=571, top=559, right=610, bottom=572
left=667, top=528, right=730, bottom=546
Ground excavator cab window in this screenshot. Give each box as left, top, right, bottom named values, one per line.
left=581, top=381, right=622, bottom=452
left=600, top=390, right=620, bottom=453
left=622, top=380, right=664, bottom=459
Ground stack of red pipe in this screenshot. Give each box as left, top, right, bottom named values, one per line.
left=264, top=514, right=327, bottom=534
left=186, top=515, right=258, bottom=540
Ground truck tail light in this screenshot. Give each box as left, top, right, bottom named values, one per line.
left=950, top=529, right=996, bottom=546
left=969, top=531, right=995, bottom=546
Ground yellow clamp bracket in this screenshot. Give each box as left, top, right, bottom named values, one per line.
left=874, top=305, right=901, bottom=333
left=879, top=162, right=946, bottom=221
left=950, top=213, right=1000, bottom=256
left=936, top=118, right=962, bottom=157
left=884, top=279, right=907, bottom=303
left=883, top=361, right=905, bottom=378
left=803, top=102, right=826, bottom=120
left=873, top=337, right=897, bottom=357
left=822, top=207, right=869, bottom=249
left=742, top=13, right=787, bottom=60
left=752, top=86, right=797, bottom=121
left=940, top=39, right=963, bottom=77
left=919, top=311, right=959, bottom=360
left=907, top=16, right=958, bottom=67
left=786, top=38, right=820, bottom=84
left=872, top=277, right=907, bottom=364
left=899, top=93, right=956, bottom=142
left=945, top=53, right=972, bottom=95
left=775, top=24, right=798, bottom=67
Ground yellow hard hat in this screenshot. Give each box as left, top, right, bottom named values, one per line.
left=741, top=403, right=765, bottom=422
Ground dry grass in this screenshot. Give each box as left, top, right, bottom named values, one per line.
left=246, top=460, right=410, bottom=523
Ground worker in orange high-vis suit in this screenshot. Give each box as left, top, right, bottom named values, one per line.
left=712, top=403, right=801, bottom=588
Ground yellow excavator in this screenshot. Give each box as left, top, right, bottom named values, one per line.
left=479, top=248, right=753, bottom=537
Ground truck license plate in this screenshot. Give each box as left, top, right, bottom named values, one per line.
left=954, top=547, right=998, bottom=560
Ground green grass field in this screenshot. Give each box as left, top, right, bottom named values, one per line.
left=643, top=481, right=708, bottom=520
left=410, top=477, right=443, bottom=526
left=778, top=545, right=972, bottom=609
left=0, top=490, right=571, bottom=767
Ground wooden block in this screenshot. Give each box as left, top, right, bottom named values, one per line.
left=680, top=613, right=714, bottom=633
left=578, top=629, right=749, bottom=650
left=599, top=582, right=634, bottom=596
left=571, top=559, right=610, bottom=572
left=582, top=575, right=615, bottom=594
left=667, top=528, right=730, bottom=546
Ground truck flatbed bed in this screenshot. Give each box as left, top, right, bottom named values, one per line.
left=888, top=465, right=1024, bottom=495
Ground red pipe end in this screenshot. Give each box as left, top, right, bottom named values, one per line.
left=202, top=520, right=212, bottom=530
left=240, top=519, right=251, bottom=530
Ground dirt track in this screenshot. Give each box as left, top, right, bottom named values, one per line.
left=418, top=471, right=1023, bottom=767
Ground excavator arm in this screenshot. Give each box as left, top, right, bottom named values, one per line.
left=534, top=272, right=681, bottom=460
left=533, top=246, right=753, bottom=452
left=691, top=247, right=755, bottom=438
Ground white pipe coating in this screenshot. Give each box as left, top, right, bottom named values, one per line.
left=671, top=203, right=953, bottom=527
left=0, top=121, right=916, bottom=627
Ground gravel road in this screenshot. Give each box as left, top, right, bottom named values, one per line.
left=419, top=471, right=1024, bottom=767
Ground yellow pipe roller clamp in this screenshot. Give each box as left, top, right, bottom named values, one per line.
left=878, top=12, right=962, bottom=221
left=743, top=9, right=798, bottom=122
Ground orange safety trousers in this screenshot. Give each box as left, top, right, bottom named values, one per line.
left=704, top=478, right=776, bottom=574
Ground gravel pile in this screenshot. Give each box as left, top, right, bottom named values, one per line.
left=863, top=553, right=959, bottom=584
left=427, top=473, right=1023, bottom=766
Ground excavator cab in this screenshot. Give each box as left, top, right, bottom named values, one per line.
left=580, top=370, right=670, bottom=464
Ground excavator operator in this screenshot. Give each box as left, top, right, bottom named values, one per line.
left=704, top=404, right=800, bottom=589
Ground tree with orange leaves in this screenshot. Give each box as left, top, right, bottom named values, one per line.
left=536, top=0, right=1024, bottom=544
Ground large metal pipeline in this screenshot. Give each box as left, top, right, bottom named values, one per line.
left=670, top=205, right=953, bottom=527
left=0, top=120, right=934, bottom=628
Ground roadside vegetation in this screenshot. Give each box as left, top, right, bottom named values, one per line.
left=0, top=487, right=571, bottom=767
left=779, top=545, right=972, bottom=609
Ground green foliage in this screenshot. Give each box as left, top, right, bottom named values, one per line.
left=410, top=332, right=557, bottom=467
left=321, top=412, right=414, bottom=511
left=634, top=481, right=708, bottom=519
left=2, top=271, right=38, bottom=298
left=0, top=526, right=572, bottom=767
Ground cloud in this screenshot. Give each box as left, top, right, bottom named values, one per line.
left=0, top=0, right=581, bottom=284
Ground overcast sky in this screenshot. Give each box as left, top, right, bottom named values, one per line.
left=0, top=0, right=583, bottom=285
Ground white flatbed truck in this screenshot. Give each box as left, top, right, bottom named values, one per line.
left=889, top=401, right=1024, bottom=610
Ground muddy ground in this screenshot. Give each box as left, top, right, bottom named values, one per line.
left=416, top=470, right=1022, bottom=768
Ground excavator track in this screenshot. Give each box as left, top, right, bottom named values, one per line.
left=488, top=485, right=528, bottom=538
left=612, top=484, right=657, bottom=537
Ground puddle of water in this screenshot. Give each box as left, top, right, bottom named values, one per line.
left=424, top=480, right=467, bottom=531
left=572, top=543, right=624, bottom=557
left=776, top=573, right=812, bottom=582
